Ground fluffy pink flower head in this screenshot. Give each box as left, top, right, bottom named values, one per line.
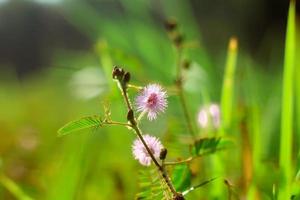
left=132, top=134, right=163, bottom=166
left=197, top=103, right=221, bottom=129
left=135, top=84, right=167, bottom=120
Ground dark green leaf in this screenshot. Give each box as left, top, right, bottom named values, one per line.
left=192, top=137, right=233, bottom=156
left=57, top=115, right=103, bottom=136
left=172, top=164, right=191, bottom=192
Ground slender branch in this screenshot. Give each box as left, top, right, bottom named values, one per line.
left=127, top=84, right=143, bottom=90
left=104, top=121, right=132, bottom=128
left=120, top=85, right=132, bottom=111
left=164, top=148, right=229, bottom=166
left=178, top=90, right=195, bottom=137
left=182, top=177, right=218, bottom=196
left=164, top=156, right=193, bottom=166
left=175, top=47, right=196, bottom=139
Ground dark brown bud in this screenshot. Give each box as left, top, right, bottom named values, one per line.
left=123, top=72, right=131, bottom=83
left=182, top=60, right=191, bottom=70
left=159, top=148, right=167, bottom=160
left=164, top=19, right=177, bottom=32
left=127, top=109, right=136, bottom=125
left=173, top=34, right=184, bottom=47
left=112, top=66, right=125, bottom=80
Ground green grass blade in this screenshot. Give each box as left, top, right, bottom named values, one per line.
left=57, top=115, right=103, bottom=136
left=211, top=37, right=238, bottom=199
left=0, top=174, right=33, bottom=200
left=220, top=37, right=238, bottom=132
left=279, top=1, right=296, bottom=199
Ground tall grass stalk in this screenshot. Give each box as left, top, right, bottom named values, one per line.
left=220, top=37, right=238, bottom=132
left=295, top=0, right=300, bottom=188
left=278, top=1, right=296, bottom=199
left=247, top=105, right=261, bottom=199
left=211, top=37, right=238, bottom=199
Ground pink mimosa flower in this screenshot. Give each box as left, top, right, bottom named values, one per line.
left=197, top=104, right=221, bottom=129
left=135, top=84, right=167, bottom=120
left=132, top=134, right=163, bottom=166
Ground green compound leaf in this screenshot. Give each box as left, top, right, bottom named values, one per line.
left=136, top=169, right=173, bottom=200
left=193, top=137, right=233, bottom=156
left=172, top=164, right=191, bottom=192
left=58, top=115, right=103, bottom=137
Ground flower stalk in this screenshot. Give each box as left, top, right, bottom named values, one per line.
left=112, top=66, right=183, bottom=199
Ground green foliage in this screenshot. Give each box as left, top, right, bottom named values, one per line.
left=0, top=0, right=297, bottom=199
left=171, top=164, right=191, bottom=192
left=220, top=37, right=238, bottom=131
left=279, top=1, right=296, bottom=199
left=57, top=115, right=103, bottom=136
left=0, top=175, right=33, bottom=200
left=192, top=137, right=233, bottom=156
left=136, top=169, right=173, bottom=200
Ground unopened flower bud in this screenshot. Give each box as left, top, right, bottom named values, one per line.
left=164, top=19, right=177, bottom=32
left=124, top=72, right=131, bottom=83
left=127, top=109, right=136, bottom=125
left=173, top=34, right=184, bottom=47
left=182, top=60, right=190, bottom=70
left=159, top=148, right=168, bottom=160
left=112, top=66, right=125, bottom=80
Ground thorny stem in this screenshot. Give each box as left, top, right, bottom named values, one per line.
left=117, top=79, right=180, bottom=198
left=175, top=47, right=196, bottom=139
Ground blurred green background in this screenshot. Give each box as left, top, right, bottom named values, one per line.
left=0, top=0, right=299, bottom=199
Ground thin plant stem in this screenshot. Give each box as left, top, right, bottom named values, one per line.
left=0, top=174, right=33, bottom=200
left=164, top=147, right=228, bottom=166
left=117, top=79, right=180, bottom=198
left=165, top=156, right=193, bottom=166
left=127, top=84, right=143, bottom=90
left=175, top=47, right=196, bottom=139
left=121, top=85, right=132, bottom=110
left=104, top=121, right=132, bottom=128
left=182, top=177, right=218, bottom=196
